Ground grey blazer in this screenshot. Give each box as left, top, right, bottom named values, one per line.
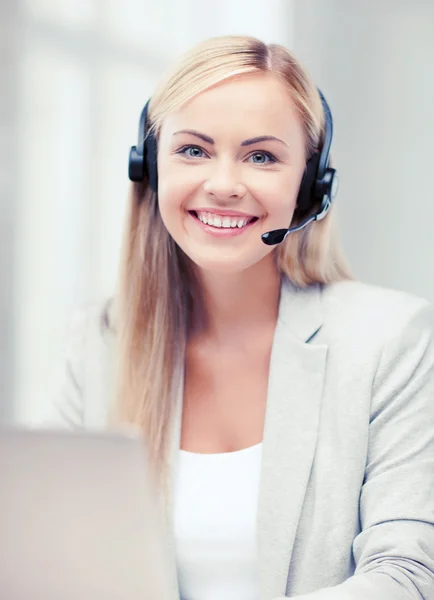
left=47, top=278, right=434, bottom=599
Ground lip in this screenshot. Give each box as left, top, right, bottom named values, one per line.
left=188, top=210, right=258, bottom=238
left=191, top=208, right=258, bottom=218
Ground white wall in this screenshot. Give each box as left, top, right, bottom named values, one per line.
left=292, top=0, right=434, bottom=300
left=7, top=0, right=293, bottom=424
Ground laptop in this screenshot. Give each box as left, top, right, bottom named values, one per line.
left=0, top=426, right=173, bottom=600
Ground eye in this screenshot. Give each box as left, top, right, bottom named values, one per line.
left=247, top=151, right=277, bottom=165
left=177, top=145, right=207, bottom=159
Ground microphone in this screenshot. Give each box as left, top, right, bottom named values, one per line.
left=261, top=196, right=332, bottom=246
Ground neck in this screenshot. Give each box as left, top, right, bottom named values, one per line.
left=192, top=254, right=282, bottom=343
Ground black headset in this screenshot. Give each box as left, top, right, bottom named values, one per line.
left=128, top=99, right=158, bottom=192
left=128, top=89, right=338, bottom=246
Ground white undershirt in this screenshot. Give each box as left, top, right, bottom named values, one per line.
left=174, top=443, right=262, bottom=600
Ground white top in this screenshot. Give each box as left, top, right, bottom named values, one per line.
left=174, top=444, right=263, bottom=600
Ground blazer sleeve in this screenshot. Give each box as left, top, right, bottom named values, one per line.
left=282, top=301, right=434, bottom=600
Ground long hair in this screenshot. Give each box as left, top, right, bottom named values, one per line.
left=112, top=35, right=352, bottom=482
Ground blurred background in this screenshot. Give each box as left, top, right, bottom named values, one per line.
left=1, top=0, right=433, bottom=424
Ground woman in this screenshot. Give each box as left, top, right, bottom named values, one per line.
left=51, top=36, right=434, bottom=599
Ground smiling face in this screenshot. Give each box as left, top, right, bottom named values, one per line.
left=157, top=73, right=307, bottom=274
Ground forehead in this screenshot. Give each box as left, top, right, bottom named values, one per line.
left=160, top=73, right=304, bottom=143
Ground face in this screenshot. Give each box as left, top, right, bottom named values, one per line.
left=157, top=73, right=307, bottom=274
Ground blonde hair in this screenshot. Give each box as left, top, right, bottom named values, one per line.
left=113, top=35, right=352, bottom=481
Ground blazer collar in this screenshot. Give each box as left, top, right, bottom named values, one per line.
left=279, top=276, right=324, bottom=343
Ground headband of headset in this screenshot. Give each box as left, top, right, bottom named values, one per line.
left=128, top=89, right=336, bottom=215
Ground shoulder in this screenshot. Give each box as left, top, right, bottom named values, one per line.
left=42, top=298, right=115, bottom=429
left=64, top=298, right=116, bottom=376
left=322, top=281, right=431, bottom=328
left=70, top=297, right=115, bottom=341
left=320, top=279, right=433, bottom=343
left=322, top=279, right=430, bottom=317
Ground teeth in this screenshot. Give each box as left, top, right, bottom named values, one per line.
left=196, top=211, right=251, bottom=229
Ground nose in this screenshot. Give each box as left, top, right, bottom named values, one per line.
left=203, top=160, right=247, bottom=201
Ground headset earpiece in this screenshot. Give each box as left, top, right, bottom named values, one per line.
left=295, top=89, right=338, bottom=216
left=128, top=100, right=158, bottom=192
left=296, top=153, right=321, bottom=215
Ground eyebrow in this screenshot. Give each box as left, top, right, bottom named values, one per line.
left=173, top=130, right=288, bottom=148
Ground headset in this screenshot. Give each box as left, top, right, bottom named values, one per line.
left=128, top=90, right=338, bottom=246
left=128, top=99, right=158, bottom=192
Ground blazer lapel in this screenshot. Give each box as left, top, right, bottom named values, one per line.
left=258, top=279, right=328, bottom=600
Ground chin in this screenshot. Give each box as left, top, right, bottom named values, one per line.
left=186, top=248, right=274, bottom=276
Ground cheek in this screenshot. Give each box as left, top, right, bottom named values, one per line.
left=158, top=157, right=201, bottom=208
left=248, top=170, right=301, bottom=219
left=157, top=186, right=185, bottom=241
left=157, top=161, right=199, bottom=228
